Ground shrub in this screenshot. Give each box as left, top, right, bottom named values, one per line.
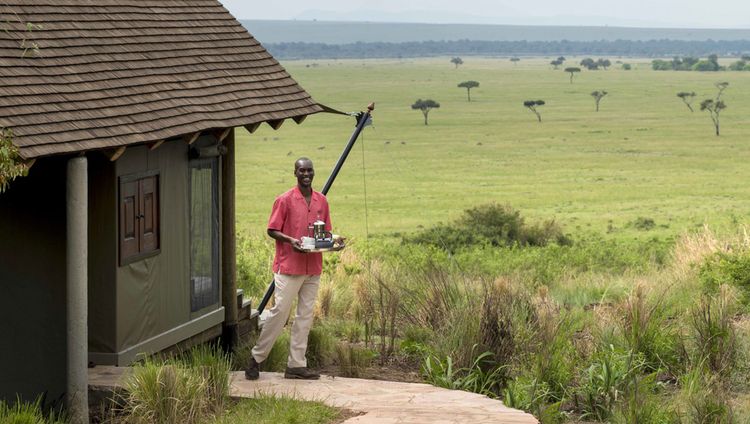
left=120, top=361, right=208, bottom=424
left=335, top=342, right=376, bottom=378
left=689, top=286, right=737, bottom=378
left=115, top=345, right=231, bottom=423
left=306, top=325, right=337, bottom=368
left=404, top=203, right=570, bottom=252
left=699, top=251, right=750, bottom=305
left=422, top=347, right=506, bottom=399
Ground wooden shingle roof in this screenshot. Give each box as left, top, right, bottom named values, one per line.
left=0, top=0, right=324, bottom=159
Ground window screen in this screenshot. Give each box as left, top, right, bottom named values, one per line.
left=189, top=158, right=219, bottom=312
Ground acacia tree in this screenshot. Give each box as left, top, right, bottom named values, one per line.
left=700, top=82, right=729, bottom=136
left=523, top=100, right=545, bottom=123
left=590, top=90, right=608, bottom=111
left=550, top=58, right=563, bottom=69
left=450, top=57, right=463, bottom=69
left=457, top=80, right=479, bottom=101
left=510, top=57, right=520, bottom=65
left=676, top=91, right=696, bottom=112
left=0, top=128, right=29, bottom=193
left=564, top=67, right=581, bottom=83
left=411, top=99, right=440, bottom=125
left=700, top=99, right=726, bottom=136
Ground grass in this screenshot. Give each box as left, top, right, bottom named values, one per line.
left=234, top=57, right=750, bottom=243
left=229, top=58, right=750, bottom=423
left=211, top=395, right=344, bottom=424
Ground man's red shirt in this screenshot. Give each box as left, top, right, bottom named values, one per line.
left=268, top=186, right=332, bottom=275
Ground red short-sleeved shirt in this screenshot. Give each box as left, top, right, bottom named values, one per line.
left=268, top=186, right=332, bottom=275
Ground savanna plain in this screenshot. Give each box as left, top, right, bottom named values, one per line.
left=232, top=58, right=750, bottom=423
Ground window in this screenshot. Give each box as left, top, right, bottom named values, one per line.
left=119, top=172, right=160, bottom=265
left=189, top=158, right=219, bottom=312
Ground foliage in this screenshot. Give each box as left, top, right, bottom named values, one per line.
left=457, top=80, right=479, bottom=101
left=305, top=325, right=337, bottom=368
left=563, top=67, right=580, bottom=83
left=523, top=100, right=546, bottom=122
left=700, top=98, right=726, bottom=136
left=211, top=394, right=342, bottom=424
left=590, top=90, right=608, bottom=112
left=621, top=63, right=632, bottom=70
left=422, top=347, right=506, bottom=398
left=510, top=57, right=520, bottom=64
left=410, top=98, right=440, bottom=125
left=676, top=91, right=696, bottom=112
left=335, top=342, right=376, bottom=377
left=0, top=397, right=67, bottom=424
left=268, top=40, right=750, bottom=60
left=404, top=203, right=569, bottom=253
left=236, top=232, right=274, bottom=303
left=450, top=56, right=463, bottom=68
left=0, top=127, right=29, bottom=193
left=699, top=251, right=750, bottom=305
left=689, top=287, right=737, bottom=378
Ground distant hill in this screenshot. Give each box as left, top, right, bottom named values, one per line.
left=242, top=20, right=750, bottom=45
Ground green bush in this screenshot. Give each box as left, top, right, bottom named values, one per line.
left=404, top=203, right=571, bottom=252
left=699, top=251, right=750, bottom=305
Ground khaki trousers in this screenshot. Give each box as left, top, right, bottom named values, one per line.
left=251, top=273, right=320, bottom=368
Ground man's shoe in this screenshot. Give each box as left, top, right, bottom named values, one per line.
left=284, top=367, right=320, bottom=380
left=245, top=356, right=261, bottom=380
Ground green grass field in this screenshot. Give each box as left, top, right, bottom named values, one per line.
left=235, top=57, right=750, bottom=242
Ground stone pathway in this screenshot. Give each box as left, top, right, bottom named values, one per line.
left=232, top=372, right=537, bottom=424
left=89, top=367, right=538, bottom=423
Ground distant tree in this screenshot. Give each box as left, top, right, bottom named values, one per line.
left=557, top=56, right=566, bottom=63
left=597, top=58, right=611, bottom=69
left=728, top=59, right=747, bottom=71
left=457, top=80, right=480, bottom=102
left=700, top=99, right=726, bottom=136
left=622, top=63, right=632, bottom=70
left=715, top=81, right=729, bottom=100
left=411, top=99, right=440, bottom=125
left=564, top=67, right=581, bottom=83
left=742, top=55, right=750, bottom=62
left=590, top=90, right=608, bottom=112
left=450, top=57, right=463, bottom=69
left=676, top=91, right=696, bottom=112
left=0, top=128, right=29, bottom=193
left=699, top=82, right=729, bottom=136
left=550, top=58, right=563, bottom=69
left=523, top=100, right=545, bottom=122
left=510, top=57, right=520, bottom=65
left=580, top=57, right=598, bottom=70
left=693, top=60, right=720, bottom=71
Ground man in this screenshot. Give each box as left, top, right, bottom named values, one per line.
left=245, top=157, right=331, bottom=380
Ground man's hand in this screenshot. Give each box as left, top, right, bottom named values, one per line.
left=290, top=238, right=307, bottom=252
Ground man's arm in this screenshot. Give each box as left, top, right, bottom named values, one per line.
left=267, top=228, right=305, bottom=252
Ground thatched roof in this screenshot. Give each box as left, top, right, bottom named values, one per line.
left=0, top=1, right=324, bottom=159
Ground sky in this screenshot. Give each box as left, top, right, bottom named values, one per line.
left=220, top=0, right=750, bottom=29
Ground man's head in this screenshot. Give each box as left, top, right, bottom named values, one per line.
left=294, top=157, right=314, bottom=189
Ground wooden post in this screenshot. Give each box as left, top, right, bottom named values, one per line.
left=221, top=129, right=238, bottom=351
left=66, top=155, right=88, bottom=423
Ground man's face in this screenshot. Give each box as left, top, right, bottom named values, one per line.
left=294, top=159, right=314, bottom=188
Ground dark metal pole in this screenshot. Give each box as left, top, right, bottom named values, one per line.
left=256, top=103, right=374, bottom=314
